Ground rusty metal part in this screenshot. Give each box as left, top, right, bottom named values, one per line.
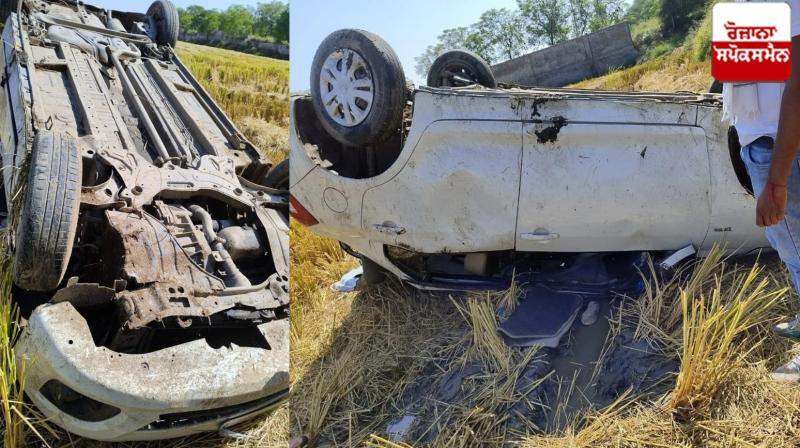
left=104, top=210, right=223, bottom=292
left=102, top=210, right=280, bottom=330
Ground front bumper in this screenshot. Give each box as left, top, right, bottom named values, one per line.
left=17, top=301, right=289, bottom=442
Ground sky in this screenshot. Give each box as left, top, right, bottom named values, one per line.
left=290, top=0, right=519, bottom=92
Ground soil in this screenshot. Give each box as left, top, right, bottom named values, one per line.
left=389, top=295, right=679, bottom=444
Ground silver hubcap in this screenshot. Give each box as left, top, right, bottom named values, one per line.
left=319, top=49, right=374, bottom=127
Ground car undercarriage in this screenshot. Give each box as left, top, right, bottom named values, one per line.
left=1, top=0, right=288, bottom=441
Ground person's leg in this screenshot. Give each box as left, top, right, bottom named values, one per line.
left=741, top=137, right=800, bottom=336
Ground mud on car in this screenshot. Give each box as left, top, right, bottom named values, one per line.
left=290, top=29, right=768, bottom=290
left=1, top=0, right=288, bottom=441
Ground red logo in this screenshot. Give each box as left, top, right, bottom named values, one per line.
left=712, top=2, right=792, bottom=82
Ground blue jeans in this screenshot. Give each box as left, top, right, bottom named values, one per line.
left=741, top=136, right=800, bottom=299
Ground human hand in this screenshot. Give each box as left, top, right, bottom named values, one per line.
left=757, top=182, right=788, bottom=227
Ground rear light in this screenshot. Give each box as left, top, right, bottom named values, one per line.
left=289, top=195, right=318, bottom=226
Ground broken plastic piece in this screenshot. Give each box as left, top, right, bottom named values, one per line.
left=332, top=266, right=364, bottom=292
left=660, top=244, right=696, bottom=270
left=387, top=415, right=416, bottom=442
left=498, top=284, right=583, bottom=348
left=218, top=426, right=249, bottom=440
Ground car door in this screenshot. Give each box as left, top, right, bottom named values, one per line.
left=516, top=117, right=711, bottom=252
left=361, top=119, right=522, bottom=254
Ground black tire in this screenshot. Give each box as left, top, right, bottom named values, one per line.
left=0, top=0, right=20, bottom=26
left=147, top=0, right=179, bottom=48
left=310, top=29, right=406, bottom=147
left=14, top=131, right=82, bottom=291
left=262, top=159, right=289, bottom=189
left=709, top=80, right=723, bottom=94
left=427, top=50, right=497, bottom=88
left=728, top=126, right=753, bottom=195
left=360, top=256, right=386, bottom=286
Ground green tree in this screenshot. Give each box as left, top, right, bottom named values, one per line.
left=517, top=0, right=570, bottom=47
left=567, top=0, right=592, bottom=37
left=220, top=5, right=253, bottom=39
left=625, top=0, right=660, bottom=23
left=476, top=8, right=528, bottom=61
left=589, top=0, right=625, bottom=32
left=177, top=7, right=194, bottom=34
left=659, top=0, right=706, bottom=36
left=254, top=2, right=288, bottom=39
left=196, top=8, right=221, bottom=39
left=184, top=5, right=209, bottom=35
left=275, top=5, right=289, bottom=43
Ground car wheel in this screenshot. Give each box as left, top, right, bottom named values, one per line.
left=360, top=256, right=386, bottom=285
left=709, top=80, right=723, bottom=94
left=310, top=29, right=406, bottom=147
left=427, top=50, right=497, bottom=88
left=13, top=131, right=82, bottom=291
left=262, top=159, right=289, bottom=190
left=0, top=0, right=20, bottom=25
left=147, top=0, right=179, bottom=48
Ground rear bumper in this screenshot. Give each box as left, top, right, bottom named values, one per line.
left=17, top=301, right=289, bottom=441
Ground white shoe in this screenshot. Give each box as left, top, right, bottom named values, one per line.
left=771, top=354, right=800, bottom=382
left=581, top=300, right=600, bottom=326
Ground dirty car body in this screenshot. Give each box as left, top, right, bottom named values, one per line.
left=1, top=1, right=288, bottom=441
left=290, top=86, right=767, bottom=289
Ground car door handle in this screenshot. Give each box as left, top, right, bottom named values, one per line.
left=373, top=223, right=406, bottom=235
left=520, top=232, right=560, bottom=242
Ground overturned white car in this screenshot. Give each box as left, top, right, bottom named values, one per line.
left=2, top=0, right=288, bottom=441
left=290, top=29, right=767, bottom=289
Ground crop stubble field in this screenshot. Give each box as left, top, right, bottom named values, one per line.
left=289, top=46, right=800, bottom=448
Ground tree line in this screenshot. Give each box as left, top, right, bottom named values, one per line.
left=177, top=2, right=289, bottom=44
left=416, top=0, right=625, bottom=77
left=416, top=0, right=711, bottom=77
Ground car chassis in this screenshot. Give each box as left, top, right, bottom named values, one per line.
left=1, top=0, right=288, bottom=441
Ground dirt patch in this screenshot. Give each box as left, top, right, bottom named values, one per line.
left=595, top=328, right=678, bottom=400
left=362, top=295, right=678, bottom=444
left=530, top=97, right=550, bottom=118
left=535, top=116, right=568, bottom=144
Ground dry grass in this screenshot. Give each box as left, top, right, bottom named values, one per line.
left=0, top=42, right=289, bottom=446
left=290, top=21, right=800, bottom=448
left=287, top=26, right=800, bottom=446
left=571, top=48, right=711, bottom=93
left=176, top=42, right=289, bottom=162
left=289, top=233, right=554, bottom=446
left=290, top=236, right=800, bottom=447
left=521, top=249, right=800, bottom=448
left=670, top=261, right=787, bottom=418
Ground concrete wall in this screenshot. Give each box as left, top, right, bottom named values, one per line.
left=492, top=23, right=639, bottom=88
left=180, top=33, right=289, bottom=60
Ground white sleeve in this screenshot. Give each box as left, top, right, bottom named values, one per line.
left=789, top=0, right=800, bottom=37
